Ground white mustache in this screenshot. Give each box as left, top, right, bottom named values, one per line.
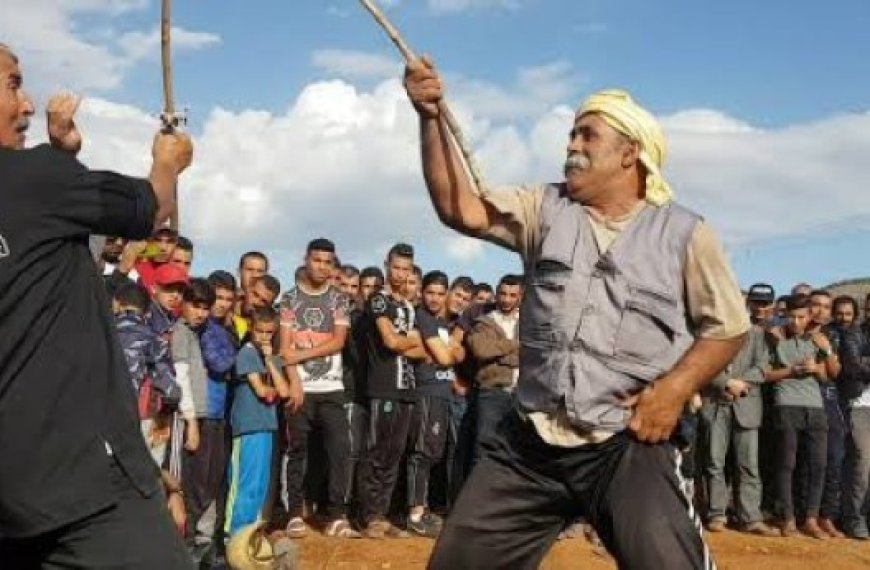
left=564, top=153, right=591, bottom=172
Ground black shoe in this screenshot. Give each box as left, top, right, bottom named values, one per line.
left=408, top=515, right=441, bottom=538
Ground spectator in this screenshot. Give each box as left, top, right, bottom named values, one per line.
left=234, top=273, right=280, bottom=340
left=472, top=282, right=494, bottom=305
left=359, top=266, right=385, bottom=305
left=339, top=264, right=361, bottom=302
left=136, top=227, right=179, bottom=292
left=170, top=235, right=194, bottom=268
left=148, top=263, right=189, bottom=340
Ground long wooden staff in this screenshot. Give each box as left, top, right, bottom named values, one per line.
left=160, top=0, right=183, bottom=230
left=358, top=0, right=486, bottom=195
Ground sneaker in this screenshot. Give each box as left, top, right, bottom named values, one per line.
left=705, top=518, right=727, bottom=532
left=364, top=518, right=410, bottom=539
left=422, top=512, right=444, bottom=529
left=407, top=515, right=441, bottom=538
left=286, top=517, right=308, bottom=539
left=779, top=519, right=800, bottom=538
left=818, top=518, right=845, bottom=539
left=801, top=517, right=829, bottom=540
left=325, top=517, right=361, bottom=538
left=742, top=521, right=781, bottom=538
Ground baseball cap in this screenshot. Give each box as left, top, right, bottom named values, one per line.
left=747, top=283, right=775, bottom=304
left=154, top=263, right=190, bottom=287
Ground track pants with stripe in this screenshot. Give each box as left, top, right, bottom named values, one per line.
left=408, top=395, right=449, bottom=507
left=224, top=431, right=273, bottom=536
left=429, top=410, right=716, bottom=570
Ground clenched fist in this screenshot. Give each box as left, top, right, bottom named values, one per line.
left=46, top=92, right=82, bottom=155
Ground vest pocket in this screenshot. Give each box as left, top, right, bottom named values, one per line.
left=615, top=288, right=679, bottom=363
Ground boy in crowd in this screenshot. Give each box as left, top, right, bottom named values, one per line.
left=148, top=263, right=190, bottom=340
left=359, top=243, right=426, bottom=539
left=765, top=295, right=837, bottom=538
left=407, top=271, right=463, bottom=537
left=113, top=282, right=180, bottom=465
left=171, top=279, right=217, bottom=552
left=359, top=267, right=385, bottom=305
left=226, top=307, right=298, bottom=536
left=136, top=227, right=178, bottom=291
left=466, top=274, right=523, bottom=465
left=170, top=235, right=194, bottom=269
left=279, top=239, right=357, bottom=538
left=472, top=282, right=494, bottom=306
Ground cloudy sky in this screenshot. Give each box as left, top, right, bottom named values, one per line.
left=6, top=0, right=870, bottom=295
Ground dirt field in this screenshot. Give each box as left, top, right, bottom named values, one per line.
left=296, top=531, right=870, bottom=569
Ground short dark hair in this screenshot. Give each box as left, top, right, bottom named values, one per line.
left=498, top=274, right=524, bottom=289
left=361, top=266, right=384, bottom=281
left=307, top=238, right=336, bottom=255
left=239, top=251, right=269, bottom=271
left=341, top=264, right=360, bottom=278
left=255, top=274, right=281, bottom=297
left=387, top=242, right=414, bottom=262
left=474, top=282, right=494, bottom=295
left=786, top=294, right=811, bottom=312
left=412, top=264, right=423, bottom=279
left=183, top=278, right=216, bottom=307
left=250, top=306, right=279, bottom=326
left=113, top=282, right=151, bottom=313
left=175, top=236, right=193, bottom=253
left=810, top=289, right=831, bottom=299
left=833, top=295, right=859, bottom=315
left=422, top=270, right=449, bottom=290
left=450, top=275, right=474, bottom=294
left=207, top=270, right=237, bottom=292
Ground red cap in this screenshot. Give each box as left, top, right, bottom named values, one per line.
left=154, top=263, right=190, bottom=287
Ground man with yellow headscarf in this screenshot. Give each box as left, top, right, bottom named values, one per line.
left=404, top=58, right=749, bottom=570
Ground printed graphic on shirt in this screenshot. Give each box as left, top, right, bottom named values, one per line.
left=280, top=286, right=350, bottom=393
left=366, top=290, right=416, bottom=397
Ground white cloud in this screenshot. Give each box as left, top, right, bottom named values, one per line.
left=119, top=25, right=222, bottom=62
left=0, top=0, right=219, bottom=96
left=311, top=49, right=401, bottom=80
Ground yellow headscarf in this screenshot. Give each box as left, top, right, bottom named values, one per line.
left=576, top=89, right=673, bottom=206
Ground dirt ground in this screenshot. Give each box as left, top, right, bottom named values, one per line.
left=295, top=530, right=870, bottom=569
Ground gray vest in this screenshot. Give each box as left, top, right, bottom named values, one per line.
left=517, top=184, right=699, bottom=432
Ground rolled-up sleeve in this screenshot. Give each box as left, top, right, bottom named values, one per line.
left=684, top=222, right=750, bottom=340
left=477, top=184, right=545, bottom=263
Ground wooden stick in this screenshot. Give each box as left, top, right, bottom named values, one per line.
left=161, top=0, right=179, bottom=231
left=358, top=0, right=487, bottom=195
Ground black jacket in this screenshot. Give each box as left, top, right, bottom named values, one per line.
left=838, top=323, right=870, bottom=401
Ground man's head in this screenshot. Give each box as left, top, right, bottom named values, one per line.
left=746, top=283, right=776, bottom=325
left=791, top=282, right=813, bottom=297
left=0, top=44, right=34, bottom=150
left=405, top=264, right=423, bottom=306
left=246, top=274, right=280, bottom=312
left=496, top=274, right=523, bottom=315
left=182, top=278, right=216, bottom=330
left=207, top=270, right=237, bottom=320
left=169, top=236, right=193, bottom=268
left=249, top=306, right=279, bottom=350
left=359, top=266, right=385, bottom=303
left=785, top=295, right=812, bottom=336
left=101, top=237, right=126, bottom=265
left=384, top=243, right=414, bottom=296
left=809, top=289, right=832, bottom=327
left=153, top=263, right=190, bottom=314
left=303, top=238, right=336, bottom=288
left=447, top=276, right=474, bottom=317
left=565, top=90, right=670, bottom=207
left=112, top=282, right=151, bottom=316
left=339, top=265, right=360, bottom=299
left=833, top=295, right=858, bottom=328
left=148, top=228, right=178, bottom=263
left=238, top=251, right=269, bottom=293
left=421, top=271, right=449, bottom=317
left=330, top=255, right=344, bottom=289
left=473, top=282, right=494, bottom=305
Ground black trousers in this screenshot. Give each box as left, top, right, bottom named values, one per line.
left=408, top=395, right=450, bottom=507
left=820, top=386, right=847, bottom=519
left=773, top=406, right=828, bottom=520
left=283, top=391, right=350, bottom=519
left=181, top=418, right=227, bottom=542
left=472, top=387, right=514, bottom=466
left=429, top=411, right=715, bottom=570
left=346, top=401, right=369, bottom=509
left=0, top=458, right=192, bottom=569
left=358, top=398, right=415, bottom=523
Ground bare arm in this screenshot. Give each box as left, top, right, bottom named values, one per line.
left=376, top=317, right=421, bottom=354
left=286, top=325, right=349, bottom=365
left=149, top=133, right=193, bottom=230
left=246, top=372, right=275, bottom=401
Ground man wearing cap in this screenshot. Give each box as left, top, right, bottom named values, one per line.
left=0, top=43, right=193, bottom=567
left=405, top=58, right=748, bottom=569
left=746, top=283, right=777, bottom=326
